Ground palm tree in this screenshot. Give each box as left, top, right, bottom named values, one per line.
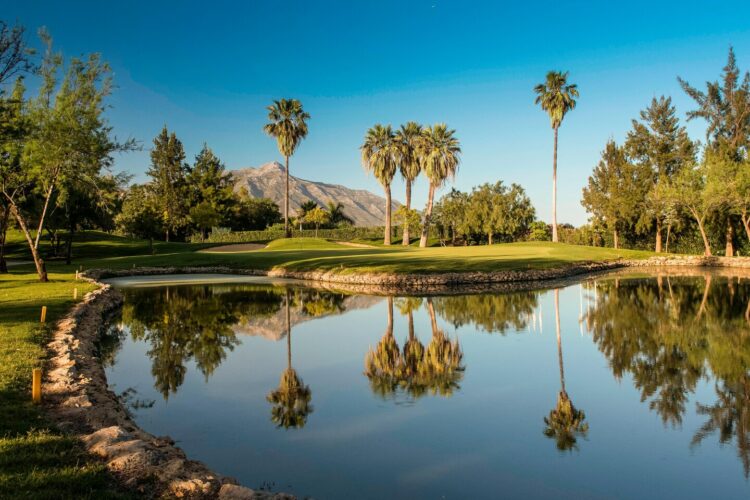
left=534, top=72, right=579, bottom=243
left=543, top=289, right=588, bottom=450
left=421, top=298, right=464, bottom=396
left=326, top=200, right=353, bottom=226
left=263, top=99, right=310, bottom=238
left=296, top=200, right=318, bottom=230
left=418, top=124, right=461, bottom=248
left=267, top=290, right=313, bottom=428
left=364, top=296, right=403, bottom=397
left=361, top=124, right=400, bottom=244
left=396, top=297, right=425, bottom=379
left=396, top=122, right=423, bottom=245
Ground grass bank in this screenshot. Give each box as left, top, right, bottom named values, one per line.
left=0, top=272, right=131, bottom=498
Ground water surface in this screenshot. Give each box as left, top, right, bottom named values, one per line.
left=103, top=272, right=750, bottom=499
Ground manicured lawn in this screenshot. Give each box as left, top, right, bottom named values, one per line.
left=7, top=231, right=653, bottom=277
left=0, top=272, right=131, bottom=499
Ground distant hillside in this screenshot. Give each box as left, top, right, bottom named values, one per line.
left=230, top=162, right=399, bottom=227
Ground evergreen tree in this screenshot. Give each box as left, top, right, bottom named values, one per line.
left=186, top=144, right=234, bottom=223
left=625, top=96, right=696, bottom=252
left=582, top=141, right=647, bottom=249
left=147, top=126, right=188, bottom=241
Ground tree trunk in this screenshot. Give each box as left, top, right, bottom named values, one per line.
left=554, top=289, right=565, bottom=394
left=726, top=220, right=735, bottom=257
left=427, top=298, right=438, bottom=337
left=65, top=226, right=74, bottom=265
left=9, top=203, right=47, bottom=282
left=742, top=210, right=750, bottom=244
left=408, top=309, right=415, bottom=341
left=0, top=205, right=9, bottom=273
left=695, top=215, right=711, bottom=256
left=386, top=296, right=394, bottom=337
left=613, top=228, right=619, bottom=249
left=665, top=223, right=672, bottom=253
left=34, top=182, right=56, bottom=250
left=165, top=228, right=169, bottom=242
left=488, top=231, right=493, bottom=245
left=285, top=289, right=292, bottom=369
left=551, top=126, right=559, bottom=243
left=384, top=184, right=392, bottom=245
left=402, top=179, right=412, bottom=246
left=419, top=184, right=436, bottom=248
left=655, top=219, right=662, bottom=253
left=284, top=155, right=291, bottom=238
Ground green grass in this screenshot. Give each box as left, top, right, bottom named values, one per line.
left=7, top=230, right=653, bottom=276
left=0, top=272, right=131, bottom=499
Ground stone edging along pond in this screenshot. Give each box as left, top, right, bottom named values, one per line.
left=43, top=253, right=750, bottom=498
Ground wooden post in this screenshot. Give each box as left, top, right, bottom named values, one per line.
left=40, top=306, right=47, bottom=323
left=32, top=368, right=42, bottom=403
left=75, top=270, right=79, bottom=280
left=73, top=287, right=78, bottom=300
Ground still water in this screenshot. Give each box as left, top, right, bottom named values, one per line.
left=103, top=272, right=750, bottom=499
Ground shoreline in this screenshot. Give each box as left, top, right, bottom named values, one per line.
left=44, top=255, right=750, bottom=498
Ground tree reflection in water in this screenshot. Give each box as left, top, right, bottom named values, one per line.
left=544, top=289, right=588, bottom=451
left=585, top=273, right=750, bottom=475
left=364, top=296, right=464, bottom=400
left=118, top=284, right=283, bottom=398
left=267, top=289, right=313, bottom=429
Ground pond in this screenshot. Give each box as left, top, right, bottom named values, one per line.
left=102, top=272, right=750, bottom=499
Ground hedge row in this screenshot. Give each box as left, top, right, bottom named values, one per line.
left=193, top=226, right=390, bottom=243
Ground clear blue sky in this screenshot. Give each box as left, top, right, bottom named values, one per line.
left=5, top=0, right=750, bottom=225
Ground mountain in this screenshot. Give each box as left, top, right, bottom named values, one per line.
left=230, top=161, right=399, bottom=227
left=231, top=294, right=383, bottom=341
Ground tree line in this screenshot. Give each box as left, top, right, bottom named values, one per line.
left=581, top=48, right=750, bottom=256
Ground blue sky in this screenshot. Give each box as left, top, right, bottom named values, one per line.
left=5, top=0, right=750, bottom=225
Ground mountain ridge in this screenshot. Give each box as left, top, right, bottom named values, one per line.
left=229, top=161, right=399, bottom=227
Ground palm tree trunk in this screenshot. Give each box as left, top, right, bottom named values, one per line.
left=285, top=155, right=291, bottom=238
left=427, top=298, right=438, bottom=338
left=420, top=184, right=436, bottom=248
left=286, top=289, right=292, bottom=369
left=613, top=228, right=619, bottom=249
left=8, top=202, right=47, bottom=282
left=384, top=184, right=392, bottom=245
left=552, top=126, right=559, bottom=243
left=655, top=218, right=662, bottom=253
left=386, top=296, right=394, bottom=337
left=402, top=179, right=412, bottom=246
left=554, top=289, right=565, bottom=394
left=408, top=309, right=415, bottom=341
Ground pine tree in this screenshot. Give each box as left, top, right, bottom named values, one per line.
left=147, top=126, right=188, bottom=241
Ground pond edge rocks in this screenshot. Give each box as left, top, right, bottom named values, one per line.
left=43, top=279, right=291, bottom=499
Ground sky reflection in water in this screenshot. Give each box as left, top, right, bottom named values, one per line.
left=103, top=273, right=750, bottom=499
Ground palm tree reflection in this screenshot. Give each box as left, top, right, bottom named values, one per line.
left=267, top=290, right=313, bottom=429
left=364, top=296, right=464, bottom=401
left=543, top=289, right=588, bottom=451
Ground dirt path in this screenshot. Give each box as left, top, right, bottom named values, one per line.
left=199, top=243, right=266, bottom=253
left=335, top=241, right=377, bottom=248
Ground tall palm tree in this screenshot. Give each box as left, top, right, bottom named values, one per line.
left=543, top=289, right=588, bottom=450
left=418, top=124, right=461, bottom=248
left=263, top=99, right=310, bottom=238
left=396, top=122, right=423, bottom=245
left=267, top=289, right=313, bottom=428
left=361, top=124, right=400, bottom=244
left=534, top=72, right=579, bottom=243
